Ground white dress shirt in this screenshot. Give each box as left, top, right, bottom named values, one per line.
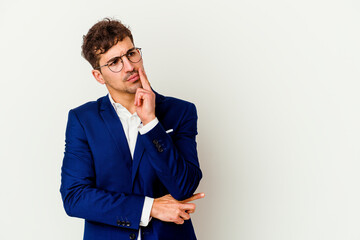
left=109, top=94, right=159, bottom=240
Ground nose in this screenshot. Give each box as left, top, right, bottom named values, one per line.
left=122, top=56, right=134, bottom=72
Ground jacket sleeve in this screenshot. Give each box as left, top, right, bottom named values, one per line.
left=60, top=109, right=144, bottom=230
left=138, top=103, right=202, bottom=201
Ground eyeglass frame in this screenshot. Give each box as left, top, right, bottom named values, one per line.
left=95, top=47, right=142, bottom=73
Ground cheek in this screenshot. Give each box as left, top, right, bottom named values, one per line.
left=104, top=73, right=125, bottom=84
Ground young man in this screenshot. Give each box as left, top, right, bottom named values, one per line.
left=60, top=18, right=204, bottom=240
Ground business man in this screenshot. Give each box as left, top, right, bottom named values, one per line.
left=60, top=18, right=204, bottom=240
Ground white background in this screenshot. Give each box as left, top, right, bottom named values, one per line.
left=1, top=0, right=360, bottom=239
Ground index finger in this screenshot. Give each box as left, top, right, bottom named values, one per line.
left=180, top=193, right=205, bottom=203
left=139, top=67, right=152, bottom=91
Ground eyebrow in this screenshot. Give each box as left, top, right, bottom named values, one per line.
left=106, top=47, right=136, bottom=64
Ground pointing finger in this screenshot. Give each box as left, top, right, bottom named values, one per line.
left=139, top=67, right=152, bottom=91
left=180, top=193, right=205, bottom=203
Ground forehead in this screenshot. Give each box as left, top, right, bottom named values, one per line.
left=99, top=37, right=134, bottom=63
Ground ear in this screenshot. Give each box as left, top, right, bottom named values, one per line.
left=92, top=69, right=105, bottom=85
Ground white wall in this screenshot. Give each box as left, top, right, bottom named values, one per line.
left=1, top=0, right=359, bottom=239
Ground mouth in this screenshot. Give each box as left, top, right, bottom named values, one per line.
left=127, top=73, right=140, bottom=83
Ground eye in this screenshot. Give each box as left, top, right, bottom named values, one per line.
left=109, top=57, right=120, bottom=66
left=127, top=50, right=136, bottom=57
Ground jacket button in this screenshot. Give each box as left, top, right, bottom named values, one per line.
left=157, top=147, right=164, bottom=152
left=129, top=233, right=136, bottom=240
left=126, top=221, right=131, bottom=227
left=152, top=139, right=158, bottom=144
left=117, top=220, right=126, bottom=226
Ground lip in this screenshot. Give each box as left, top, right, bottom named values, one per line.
left=127, top=73, right=139, bottom=82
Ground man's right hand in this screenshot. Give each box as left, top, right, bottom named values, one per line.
left=150, top=193, right=205, bottom=224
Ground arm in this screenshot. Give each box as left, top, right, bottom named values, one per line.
left=60, top=109, right=144, bottom=230
left=133, top=67, right=205, bottom=224
left=139, top=103, right=202, bottom=200
left=138, top=116, right=202, bottom=225
left=134, top=68, right=202, bottom=201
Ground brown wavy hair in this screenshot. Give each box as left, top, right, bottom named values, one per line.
left=81, top=18, right=134, bottom=69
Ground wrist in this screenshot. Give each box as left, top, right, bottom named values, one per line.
left=142, top=115, right=156, bottom=126
left=150, top=198, right=158, bottom=217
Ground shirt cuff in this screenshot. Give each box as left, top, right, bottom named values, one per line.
left=139, top=196, right=154, bottom=227
left=139, top=118, right=159, bottom=135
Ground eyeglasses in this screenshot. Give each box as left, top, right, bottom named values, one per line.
left=96, top=47, right=142, bottom=73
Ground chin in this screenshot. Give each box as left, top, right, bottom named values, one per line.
left=126, top=83, right=141, bottom=94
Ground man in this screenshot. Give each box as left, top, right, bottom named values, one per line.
left=60, top=18, right=204, bottom=240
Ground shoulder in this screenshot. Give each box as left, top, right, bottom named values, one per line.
left=154, top=91, right=198, bottom=121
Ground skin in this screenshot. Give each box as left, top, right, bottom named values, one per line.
left=91, top=37, right=205, bottom=224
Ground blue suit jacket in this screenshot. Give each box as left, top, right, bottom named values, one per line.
left=60, top=91, right=202, bottom=240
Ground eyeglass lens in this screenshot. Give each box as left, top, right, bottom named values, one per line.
left=108, top=48, right=142, bottom=72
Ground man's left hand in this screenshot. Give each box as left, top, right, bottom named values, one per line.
left=134, top=67, right=156, bottom=125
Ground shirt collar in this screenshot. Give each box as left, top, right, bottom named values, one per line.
left=108, top=93, right=138, bottom=118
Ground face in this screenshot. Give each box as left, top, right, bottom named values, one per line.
left=92, top=37, right=143, bottom=96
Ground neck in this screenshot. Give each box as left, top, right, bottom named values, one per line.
left=108, top=90, right=136, bottom=114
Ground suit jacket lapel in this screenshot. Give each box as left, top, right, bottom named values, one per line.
left=131, top=135, right=145, bottom=186
left=99, top=95, right=132, bottom=166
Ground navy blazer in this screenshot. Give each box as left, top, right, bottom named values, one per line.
left=60, top=91, right=202, bottom=240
